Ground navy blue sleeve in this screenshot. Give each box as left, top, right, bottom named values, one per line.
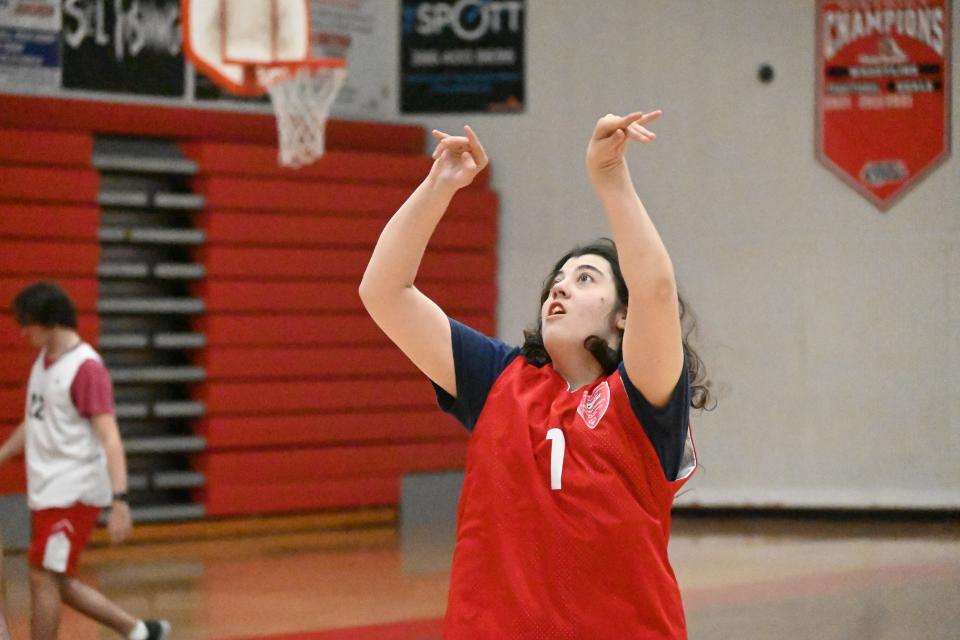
left=619, top=356, right=691, bottom=481
left=433, top=317, right=520, bottom=431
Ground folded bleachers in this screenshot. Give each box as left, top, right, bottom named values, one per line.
left=0, top=95, right=498, bottom=518
left=184, top=132, right=495, bottom=516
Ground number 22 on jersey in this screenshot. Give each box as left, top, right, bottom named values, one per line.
left=546, top=428, right=565, bottom=490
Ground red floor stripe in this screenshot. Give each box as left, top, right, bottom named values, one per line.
left=226, top=617, right=443, bottom=640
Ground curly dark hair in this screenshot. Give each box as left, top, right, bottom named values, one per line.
left=520, top=238, right=713, bottom=410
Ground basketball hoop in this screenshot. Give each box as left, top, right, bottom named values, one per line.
left=258, top=60, right=347, bottom=168
left=182, top=0, right=347, bottom=168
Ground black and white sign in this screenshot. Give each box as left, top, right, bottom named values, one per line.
left=400, top=0, right=525, bottom=113
left=61, top=0, right=183, bottom=96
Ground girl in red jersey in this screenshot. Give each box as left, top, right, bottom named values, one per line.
left=361, top=111, right=711, bottom=639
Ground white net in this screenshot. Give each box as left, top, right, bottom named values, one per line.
left=260, top=64, right=348, bottom=168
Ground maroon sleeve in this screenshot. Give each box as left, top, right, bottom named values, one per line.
left=71, top=359, right=116, bottom=417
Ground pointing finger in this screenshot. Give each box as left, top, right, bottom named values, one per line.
left=619, top=111, right=646, bottom=128
left=637, top=110, right=662, bottom=125
left=628, top=123, right=657, bottom=139
left=463, top=125, right=489, bottom=169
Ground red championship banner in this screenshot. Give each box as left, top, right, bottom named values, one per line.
left=816, top=0, right=952, bottom=210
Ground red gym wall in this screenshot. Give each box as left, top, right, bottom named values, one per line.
left=0, top=95, right=498, bottom=516
left=0, top=124, right=102, bottom=496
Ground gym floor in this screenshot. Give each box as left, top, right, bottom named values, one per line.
left=2, top=511, right=958, bottom=639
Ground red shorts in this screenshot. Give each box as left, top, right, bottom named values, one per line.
left=28, top=504, right=101, bottom=576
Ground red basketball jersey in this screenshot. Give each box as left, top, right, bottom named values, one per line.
left=444, top=357, right=696, bottom=639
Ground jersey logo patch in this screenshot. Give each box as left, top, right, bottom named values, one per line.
left=577, top=381, right=610, bottom=429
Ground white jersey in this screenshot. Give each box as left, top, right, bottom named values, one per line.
left=25, top=342, right=112, bottom=510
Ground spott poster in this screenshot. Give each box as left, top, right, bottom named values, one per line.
left=400, top=0, right=525, bottom=113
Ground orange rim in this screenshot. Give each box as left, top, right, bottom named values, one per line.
left=259, top=58, right=347, bottom=71
left=255, top=58, right=346, bottom=88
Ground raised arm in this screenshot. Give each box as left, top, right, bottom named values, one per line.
left=586, top=111, right=683, bottom=408
left=359, top=126, right=489, bottom=397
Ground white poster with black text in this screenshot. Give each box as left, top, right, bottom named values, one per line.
left=0, top=0, right=61, bottom=89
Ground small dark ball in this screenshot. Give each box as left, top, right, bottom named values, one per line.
left=758, top=64, right=774, bottom=83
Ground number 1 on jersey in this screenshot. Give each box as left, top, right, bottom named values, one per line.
left=546, top=428, right=565, bottom=490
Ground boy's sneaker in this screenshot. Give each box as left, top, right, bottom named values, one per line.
left=145, top=620, right=171, bottom=640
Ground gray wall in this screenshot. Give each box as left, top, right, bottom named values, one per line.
left=387, top=1, right=959, bottom=509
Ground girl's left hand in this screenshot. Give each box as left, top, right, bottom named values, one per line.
left=586, top=110, right=661, bottom=178
left=428, top=125, right=489, bottom=191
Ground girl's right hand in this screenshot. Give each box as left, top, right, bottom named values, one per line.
left=428, top=125, right=489, bottom=191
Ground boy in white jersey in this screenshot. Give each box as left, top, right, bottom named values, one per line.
left=0, top=282, right=170, bottom=640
